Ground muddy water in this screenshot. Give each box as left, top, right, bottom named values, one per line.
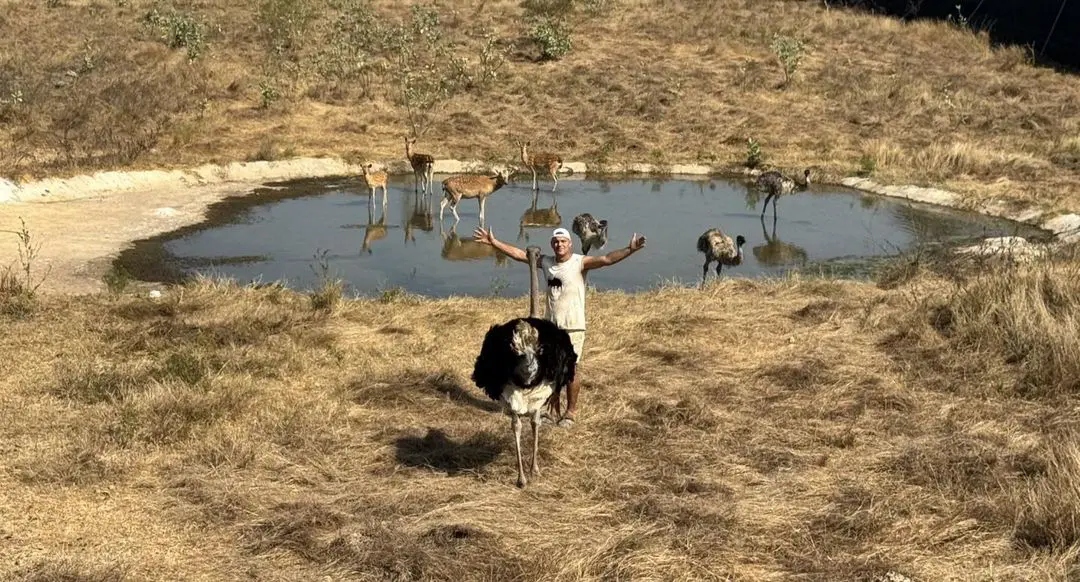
left=114, top=174, right=1047, bottom=297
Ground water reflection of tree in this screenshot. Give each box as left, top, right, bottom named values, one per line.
left=517, top=190, right=561, bottom=243
left=751, top=216, right=809, bottom=267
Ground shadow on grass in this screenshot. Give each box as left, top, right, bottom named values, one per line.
left=394, top=428, right=503, bottom=475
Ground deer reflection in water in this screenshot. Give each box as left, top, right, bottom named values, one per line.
left=441, top=223, right=510, bottom=265
left=361, top=192, right=389, bottom=255
left=752, top=215, right=809, bottom=268
left=404, top=190, right=435, bottom=245
left=516, top=190, right=561, bottom=243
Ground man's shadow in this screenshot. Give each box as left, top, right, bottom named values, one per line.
left=394, top=428, right=504, bottom=475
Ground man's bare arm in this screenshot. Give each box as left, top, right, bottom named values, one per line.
left=473, top=226, right=529, bottom=263
left=582, top=233, right=646, bottom=270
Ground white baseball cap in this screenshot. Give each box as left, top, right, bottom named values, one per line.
left=551, top=228, right=571, bottom=240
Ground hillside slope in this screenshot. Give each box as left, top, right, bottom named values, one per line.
left=1, top=0, right=1079, bottom=214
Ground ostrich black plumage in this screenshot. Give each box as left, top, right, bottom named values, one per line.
left=472, top=317, right=577, bottom=488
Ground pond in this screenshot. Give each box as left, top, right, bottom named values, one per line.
left=114, top=174, right=1047, bottom=297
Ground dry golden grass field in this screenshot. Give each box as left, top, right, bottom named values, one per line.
left=4, top=250, right=1080, bottom=581
left=4, top=0, right=1080, bottom=581
left=1, top=0, right=1079, bottom=213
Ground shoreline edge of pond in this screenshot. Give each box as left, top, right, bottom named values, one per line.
left=1, top=156, right=1077, bottom=295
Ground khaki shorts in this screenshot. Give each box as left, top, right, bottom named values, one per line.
left=567, top=330, right=585, bottom=363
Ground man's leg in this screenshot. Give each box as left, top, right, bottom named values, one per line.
left=559, top=331, right=585, bottom=427
left=562, top=375, right=580, bottom=422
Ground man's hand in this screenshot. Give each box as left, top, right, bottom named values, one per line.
left=629, top=233, right=646, bottom=251
left=473, top=226, right=496, bottom=245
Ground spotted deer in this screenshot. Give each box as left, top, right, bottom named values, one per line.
left=361, top=163, right=389, bottom=205
left=439, top=168, right=512, bottom=225
left=519, top=142, right=563, bottom=192
left=405, top=137, right=435, bottom=194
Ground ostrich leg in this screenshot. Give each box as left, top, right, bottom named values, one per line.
left=512, top=414, right=527, bottom=488
left=531, top=408, right=542, bottom=477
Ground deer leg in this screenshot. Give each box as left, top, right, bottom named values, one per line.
left=532, top=168, right=538, bottom=191
left=439, top=196, right=449, bottom=221
left=512, top=414, right=527, bottom=488
left=531, top=407, right=542, bottom=477
left=551, top=168, right=558, bottom=192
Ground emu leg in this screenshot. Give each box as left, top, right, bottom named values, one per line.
left=512, top=414, right=527, bottom=488
left=531, top=408, right=542, bottom=477
left=761, top=193, right=774, bottom=218
left=772, top=195, right=779, bottom=221
left=716, top=263, right=723, bottom=278
left=701, top=260, right=710, bottom=289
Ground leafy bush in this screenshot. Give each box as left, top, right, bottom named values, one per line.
left=770, top=34, right=806, bottom=87
left=528, top=16, right=572, bottom=61
left=145, top=8, right=208, bottom=60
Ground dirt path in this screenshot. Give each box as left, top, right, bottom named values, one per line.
left=0, top=181, right=270, bottom=295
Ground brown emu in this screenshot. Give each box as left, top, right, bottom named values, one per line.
left=697, top=228, right=746, bottom=288
left=756, top=168, right=811, bottom=220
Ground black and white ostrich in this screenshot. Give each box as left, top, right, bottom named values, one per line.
left=697, top=228, right=745, bottom=288
left=571, top=213, right=608, bottom=255
left=756, top=168, right=811, bottom=220
left=471, top=317, right=577, bottom=488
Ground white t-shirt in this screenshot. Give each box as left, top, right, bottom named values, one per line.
left=538, top=253, right=587, bottom=331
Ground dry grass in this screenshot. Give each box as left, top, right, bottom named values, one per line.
left=5, top=1, right=1080, bottom=579
left=1, top=254, right=1080, bottom=580
left=2, top=0, right=1080, bottom=214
